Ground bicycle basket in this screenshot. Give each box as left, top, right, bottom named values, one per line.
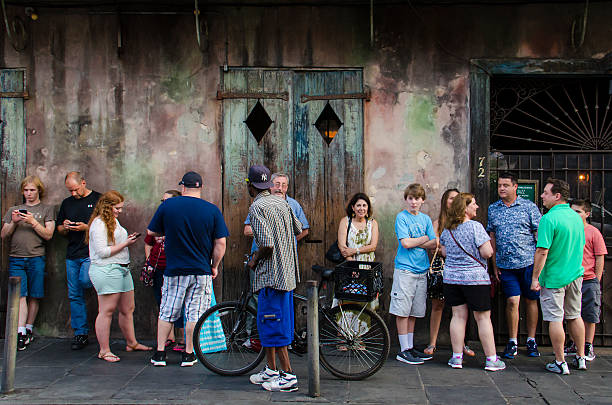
left=333, top=261, right=384, bottom=302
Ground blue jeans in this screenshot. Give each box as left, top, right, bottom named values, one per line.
left=66, top=258, right=93, bottom=335
left=8, top=256, right=46, bottom=298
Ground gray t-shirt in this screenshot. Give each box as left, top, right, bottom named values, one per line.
left=3, top=203, right=55, bottom=257
left=440, top=220, right=491, bottom=285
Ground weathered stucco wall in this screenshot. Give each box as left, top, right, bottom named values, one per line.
left=1, top=3, right=611, bottom=337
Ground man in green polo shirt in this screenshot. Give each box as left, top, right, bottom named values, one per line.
left=531, top=178, right=586, bottom=375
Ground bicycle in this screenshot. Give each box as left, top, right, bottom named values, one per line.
left=193, top=259, right=390, bottom=380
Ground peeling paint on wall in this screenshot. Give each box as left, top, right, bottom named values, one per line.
left=2, top=3, right=611, bottom=337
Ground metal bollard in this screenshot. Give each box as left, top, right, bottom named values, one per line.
left=2, top=276, right=21, bottom=394
left=306, top=280, right=320, bottom=397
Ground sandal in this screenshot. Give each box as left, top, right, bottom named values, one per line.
left=173, top=343, right=186, bottom=352
left=164, top=339, right=176, bottom=349
left=98, top=352, right=120, bottom=362
left=463, top=345, right=476, bottom=357
left=424, top=345, right=437, bottom=355
left=126, top=342, right=152, bottom=352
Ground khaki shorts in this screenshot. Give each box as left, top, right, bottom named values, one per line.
left=389, top=270, right=427, bottom=318
left=540, top=277, right=583, bottom=323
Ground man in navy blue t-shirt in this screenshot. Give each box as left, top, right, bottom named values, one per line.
left=148, top=171, right=229, bottom=367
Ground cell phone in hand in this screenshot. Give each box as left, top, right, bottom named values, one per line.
left=18, top=209, right=28, bottom=214
left=68, top=222, right=78, bottom=226
left=133, top=232, right=142, bottom=239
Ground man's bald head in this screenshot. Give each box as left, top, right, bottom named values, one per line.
left=65, top=171, right=84, bottom=183
left=64, top=171, right=89, bottom=199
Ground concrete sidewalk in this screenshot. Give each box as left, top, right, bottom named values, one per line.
left=1, top=338, right=611, bottom=404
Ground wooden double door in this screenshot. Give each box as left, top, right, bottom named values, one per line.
left=220, top=68, right=364, bottom=300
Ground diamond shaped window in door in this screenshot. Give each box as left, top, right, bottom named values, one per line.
left=245, top=101, right=273, bottom=143
left=314, top=102, right=343, bottom=145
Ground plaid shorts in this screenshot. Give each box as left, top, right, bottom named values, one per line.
left=159, top=275, right=212, bottom=323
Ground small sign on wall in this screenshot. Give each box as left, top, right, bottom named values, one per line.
left=517, top=179, right=539, bottom=203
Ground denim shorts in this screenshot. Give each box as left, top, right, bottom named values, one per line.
left=8, top=256, right=46, bottom=298
left=499, top=265, right=540, bottom=300
left=257, top=288, right=294, bottom=347
left=581, top=278, right=601, bottom=324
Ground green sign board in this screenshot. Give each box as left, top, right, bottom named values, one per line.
left=517, top=180, right=539, bottom=203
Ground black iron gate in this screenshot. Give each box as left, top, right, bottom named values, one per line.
left=489, top=76, right=612, bottom=345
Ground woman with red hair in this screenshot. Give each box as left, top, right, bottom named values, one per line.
left=87, top=190, right=151, bottom=362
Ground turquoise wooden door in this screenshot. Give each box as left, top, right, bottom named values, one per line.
left=0, top=68, right=27, bottom=332
left=292, top=70, right=364, bottom=285
left=221, top=68, right=363, bottom=300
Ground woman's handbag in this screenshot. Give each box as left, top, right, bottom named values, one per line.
left=198, top=292, right=227, bottom=353
left=325, top=217, right=352, bottom=264
left=140, top=241, right=162, bottom=287
left=427, top=245, right=445, bottom=300
left=140, top=263, right=156, bottom=287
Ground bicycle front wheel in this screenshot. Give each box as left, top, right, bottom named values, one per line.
left=318, top=303, right=390, bottom=380
left=193, top=301, right=265, bottom=376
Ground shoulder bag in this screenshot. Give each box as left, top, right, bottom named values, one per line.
left=427, top=244, right=445, bottom=300
left=325, top=217, right=352, bottom=264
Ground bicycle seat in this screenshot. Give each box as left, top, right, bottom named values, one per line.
left=312, top=265, right=334, bottom=281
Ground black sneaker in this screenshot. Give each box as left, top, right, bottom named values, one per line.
left=181, top=351, right=198, bottom=367
left=17, top=333, right=27, bottom=351
left=501, top=341, right=517, bottom=359
left=151, top=350, right=167, bottom=367
left=71, top=335, right=88, bottom=350
left=25, top=329, right=33, bottom=346
left=396, top=349, right=424, bottom=365
left=585, top=343, right=596, bottom=361
left=526, top=340, right=540, bottom=357
left=410, top=348, right=433, bottom=361
left=564, top=340, right=576, bottom=355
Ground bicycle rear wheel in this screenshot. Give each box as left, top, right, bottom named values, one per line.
left=193, top=301, right=265, bottom=376
left=318, top=303, right=390, bottom=380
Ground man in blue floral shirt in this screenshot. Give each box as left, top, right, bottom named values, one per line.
left=487, top=172, right=542, bottom=359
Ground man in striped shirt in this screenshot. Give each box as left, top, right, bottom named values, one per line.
left=246, top=165, right=302, bottom=392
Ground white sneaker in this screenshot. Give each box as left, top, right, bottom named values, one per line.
left=484, top=357, right=506, bottom=372
left=447, top=357, right=463, bottom=369
left=249, top=365, right=279, bottom=385
left=546, top=361, right=570, bottom=375
left=261, top=371, right=298, bottom=392
left=574, top=355, right=587, bottom=370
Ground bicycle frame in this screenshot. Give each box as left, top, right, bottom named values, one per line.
left=237, top=258, right=372, bottom=350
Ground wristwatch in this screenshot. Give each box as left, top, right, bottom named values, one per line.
left=356, top=248, right=360, bottom=255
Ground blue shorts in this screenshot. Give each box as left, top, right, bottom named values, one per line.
left=499, top=265, right=540, bottom=300
left=257, top=288, right=294, bottom=347
left=8, top=256, right=46, bottom=298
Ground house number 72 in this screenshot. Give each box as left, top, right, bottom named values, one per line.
left=477, top=156, right=486, bottom=178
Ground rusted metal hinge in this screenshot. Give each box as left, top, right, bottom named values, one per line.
left=301, top=88, right=370, bottom=103
left=217, top=90, right=288, bottom=101
left=0, top=91, right=28, bottom=99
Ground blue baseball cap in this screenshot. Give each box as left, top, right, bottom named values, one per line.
left=247, top=165, right=273, bottom=189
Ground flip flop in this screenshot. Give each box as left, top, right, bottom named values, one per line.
left=98, top=352, right=120, bottom=362
left=126, top=343, right=153, bottom=352
left=463, top=345, right=476, bottom=357
left=424, top=345, right=437, bottom=355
